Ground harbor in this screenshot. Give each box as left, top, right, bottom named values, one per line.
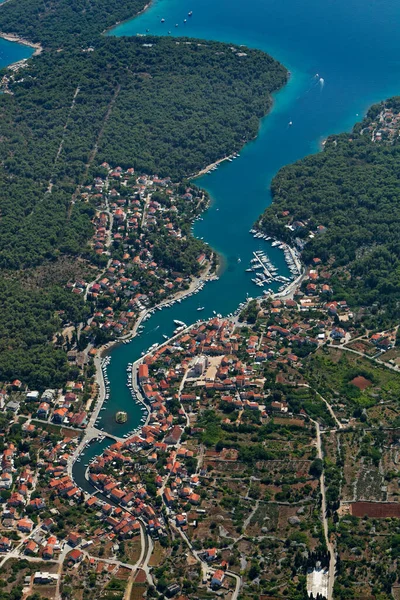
left=73, top=0, right=400, bottom=493
left=247, top=228, right=301, bottom=292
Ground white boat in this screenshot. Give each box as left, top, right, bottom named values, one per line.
left=197, top=307, right=205, bottom=311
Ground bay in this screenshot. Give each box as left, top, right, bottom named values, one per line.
left=9, top=0, right=392, bottom=487
left=0, top=37, right=33, bottom=68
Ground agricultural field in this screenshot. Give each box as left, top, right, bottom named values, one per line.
left=305, top=347, right=400, bottom=426
left=183, top=417, right=327, bottom=598
left=322, top=429, right=400, bottom=505
left=346, top=338, right=378, bottom=357
left=334, top=516, right=400, bottom=600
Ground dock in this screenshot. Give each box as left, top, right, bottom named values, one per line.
left=252, top=251, right=273, bottom=279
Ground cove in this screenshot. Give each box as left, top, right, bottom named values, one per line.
left=0, top=0, right=34, bottom=66
left=0, top=36, right=33, bottom=69
left=73, top=0, right=400, bottom=489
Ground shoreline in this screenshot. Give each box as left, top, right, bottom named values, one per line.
left=102, top=2, right=151, bottom=37
left=0, top=31, right=42, bottom=56
left=91, top=256, right=216, bottom=420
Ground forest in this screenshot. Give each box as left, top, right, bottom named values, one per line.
left=260, top=99, right=400, bottom=318
left=0, top=0, right=288, bottom=388
left=0, top=37, right=286, bottom=269
left=0, top=277, right=89, bottom=390
left=0, top=0, right=147, bottom=47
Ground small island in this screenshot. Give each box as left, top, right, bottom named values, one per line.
left=115, top=411, right=128, bottom=424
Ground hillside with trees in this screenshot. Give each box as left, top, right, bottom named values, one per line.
left=0, top=0, right=147, bottom=47
left=0, top=37, right=286, bottom=270
left=0, top=0, right=287, bottom=388
left=259, top=99, right=400, bottom=319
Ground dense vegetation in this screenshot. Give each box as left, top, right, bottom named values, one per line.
left=0, top=37, right=286, bottom=269
left=0, top=0, right=287, bottom=387
left=0, top=277, right=89, bottom=389
left=260, top=98, right=400, bottom=316
left=0, top=0, right=147, bottom=47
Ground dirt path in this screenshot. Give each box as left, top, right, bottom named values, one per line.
left=46, top=84, right=80, bottom=193
left=67, top=84, right=121, bottom=220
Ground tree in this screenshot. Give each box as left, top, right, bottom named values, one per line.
left=309, top=458, right=323, bottom=479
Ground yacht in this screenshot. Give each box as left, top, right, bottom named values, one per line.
left=161, top=18, right=165, bottom=22
left=188, top=10, right=193, bottom=16
left=197, top=306, right=205, bottom=311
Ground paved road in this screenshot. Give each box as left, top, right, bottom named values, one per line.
left=312, top=419, right=335, bottom=600
left=330, top=343, right=400, bottom=373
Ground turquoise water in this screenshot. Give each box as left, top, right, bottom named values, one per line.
left=0, top=0, right=396, bottom=484
left=0, top=38, right=33, bottom=68
left=94, top=0, right=400, bottom=447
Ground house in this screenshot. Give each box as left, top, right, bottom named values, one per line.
left=43, top=542, right=55, bottom=559
left=67, top=532, right=82, bottom=547
left=34, top=572, right=59, bottom=584
left=68, top=549, right=83, bottom=564
left=270, top=401, right=289, bottom=413
left=175, top=514, right=187, bottom=527
left=53, top=407, right=68, bottom=423
left=41, top=518, right=55, bottom=532
left=37, top=402, right=50, bottom=419
left=24, top=540, right=38, bottom=555
left=331, top=328, right=345, bottom=340
left=17, top=518, right=34, bottom=533
left=6, top=400, right=19, bottom=413
left=138, top=364, right=149, bottom=381
left=30, top=497, right=46, bottom=511
left=165, top=426, right=182, bottom=446
left=0, top=474, right=12, bottom=489
left=164, top=488, right=174, bottom=507
left=211, top=569, right=225, bottom=588
left=0, top=537, right=11, bottom=552
left=203, top=548, right=217, bottom=561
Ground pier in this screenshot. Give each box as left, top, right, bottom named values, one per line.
left=252, top=251, right=273, bottom=279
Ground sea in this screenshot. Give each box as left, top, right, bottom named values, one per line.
left=2, top=0, right=400, bottom=488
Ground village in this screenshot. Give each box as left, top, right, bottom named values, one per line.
left=67, top=164, right=213, bottom=345
left=0, top=245, right=400, bottom=599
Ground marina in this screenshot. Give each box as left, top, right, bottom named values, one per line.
left=245, top=229, right=301, bottom=290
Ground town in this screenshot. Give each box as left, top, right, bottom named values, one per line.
left=0, top=251, right=400, bottom=599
